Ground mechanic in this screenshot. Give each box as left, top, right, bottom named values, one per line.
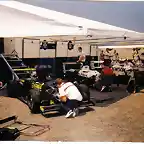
left=100, top=62, right=114, bottom=92
left=132, top=48, right=140, bottom=61
left=113, top=50, right=119, bottom=61
left=77, top=47, right=86, bottom=67
left=100, top=50, right=104, bottom=61
left=126, top=67, right=136, bottom=94
left=134, top=56, right=143, bottom=67
left=112, top=61, right=122, bottom=87
left=103, top=48, right=112, bottom=66
left=123, top=59, right=134, bottom=69
left=56, top=78, right=83, bottom=118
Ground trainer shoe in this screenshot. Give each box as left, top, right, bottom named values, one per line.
left=65, top=110, right=73, bottom=118
left=100, top=86, right=106, bottom=92
left=73, top=108, right=79, bottom=117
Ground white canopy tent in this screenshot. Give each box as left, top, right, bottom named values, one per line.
left=0, top=0, right=144, bottom=40
left=0, top=5, right=86, bottom=37
left=87, top=28, right=143, bottom=39
left=0, top=1, right=137, bottom=32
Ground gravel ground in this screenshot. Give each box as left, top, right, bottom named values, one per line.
left=1, top=90, right=144, bottom=141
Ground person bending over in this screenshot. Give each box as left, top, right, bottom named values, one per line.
left=56, top=78, right=83, bottom=118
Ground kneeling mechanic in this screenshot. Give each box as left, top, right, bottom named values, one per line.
left=56, top=78, right=83, bottom=118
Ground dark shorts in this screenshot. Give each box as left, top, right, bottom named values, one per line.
left=62, top=99, right=79, bottom=112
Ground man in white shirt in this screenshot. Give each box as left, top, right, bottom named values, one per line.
left=104, top=48, right=111, bottom=60
left=103, top=48, right=112, bottom=66
left=136, top=59, right=143, bottom=67
left=123, top=60, right=134, bottom=70
left=56, top=78, right=83, bottom=118
left=113, top=50, right=119, bottom=61
left=77, top=47, right=86, bottom=66
left=132, top=48, right=140, bottom=61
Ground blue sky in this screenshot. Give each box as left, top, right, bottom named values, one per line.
left=16, top=0, right=144, bottom=32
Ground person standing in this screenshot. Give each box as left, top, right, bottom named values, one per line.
left=100, top=62, right=114, bottom=92
left=132, top=48, right=136, bottom=60
left=135, top=56, right=143, bottom=67
left=113, top=50, right=119, bottom=61
left=132, top=48, right=139, bottom=62
left=103, top=48, right=112, bottom=66
left=100, top=50, right=104, bottom=61
left=126, top=68, right=136, bottom=94
left=77, top=47, right=86, bottom=67
left=124, top=59, right=134, bottom=70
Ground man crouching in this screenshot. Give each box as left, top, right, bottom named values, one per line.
left=56, top=78, right=83, bottom=118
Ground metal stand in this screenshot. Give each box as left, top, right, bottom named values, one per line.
left=0, top=116, right=50, bottom=136
left=62, top=62, right=79, bottom=73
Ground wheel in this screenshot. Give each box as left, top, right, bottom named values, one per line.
left=79, top=84, right=90, bottom=101
left=28, top=89, right=40, bottom=114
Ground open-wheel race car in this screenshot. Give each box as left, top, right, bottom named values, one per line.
left=7, top=68, right=96, bottom=114
left=0, top=54, right=95, bottom=115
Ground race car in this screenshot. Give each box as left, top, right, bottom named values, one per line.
left=7, top=75, right=58, bottom=113
left=0, top=54, right=95, bottom=115
left=7, top=71, right=95, bottom=114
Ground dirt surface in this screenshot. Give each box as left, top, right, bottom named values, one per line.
left=1, top=91, right=144, bottom=141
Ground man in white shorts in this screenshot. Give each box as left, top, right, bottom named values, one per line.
left=56, top=78, right=83, bottom=118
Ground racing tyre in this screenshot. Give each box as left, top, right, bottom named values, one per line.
left=79, top=84, right=90, bottom=102
left=28, top=89, right=40, bottom=114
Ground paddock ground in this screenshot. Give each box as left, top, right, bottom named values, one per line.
left=1, top=86, right=144, bottom=142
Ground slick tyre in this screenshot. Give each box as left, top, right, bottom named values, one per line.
left=28, top=89, right=40, bottom=114
left=79, top=84, right=90, bottom=102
